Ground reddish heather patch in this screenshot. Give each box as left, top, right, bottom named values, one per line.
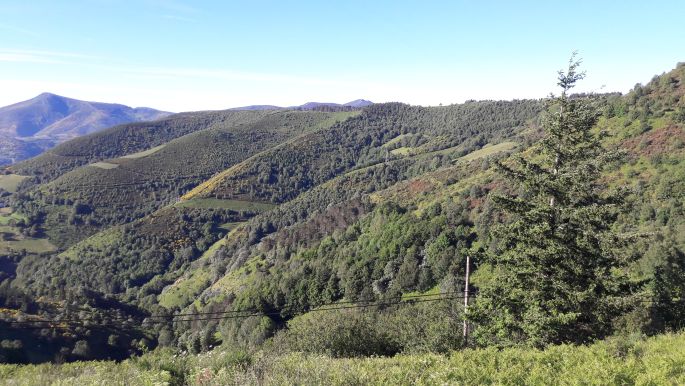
left=408, top=179, right=434, bottom=195
left=622, top=126, right=685, bottom=158
left=468, top=197, right=485, bottom=209
left=483, top=180, right=503, bottom=193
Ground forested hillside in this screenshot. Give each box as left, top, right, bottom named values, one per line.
left=0, top=62, right=684, bottom=370
left=8, top=109, right=271, bottom=182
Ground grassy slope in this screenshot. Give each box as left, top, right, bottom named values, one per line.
left=0, top=207, right=56, bottom=254
left=0, top=236, right=56, bottom=255
left=157, top=237, right=227, bottom=309
left=1, top=332, right=683, bottom=385
left=457, top=141, right=517, bottom=162
left=175, top=198, right=275, bottom=212
left=0, top=174, right=28, bottom=193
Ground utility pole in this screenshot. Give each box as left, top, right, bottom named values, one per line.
left=463, top=254, right=471, bottom=343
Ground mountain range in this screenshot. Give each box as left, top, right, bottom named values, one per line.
left=0, top=63, right=684, bottom=366
left=0, top=94, right=373, bottom=165
left=0, top=93, right=170, bottom=165
left=231, top=99, right=373, bottom=111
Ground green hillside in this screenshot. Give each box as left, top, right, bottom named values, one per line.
left=7, top=110, right=271, bottom=183
left=184, top=101, right=541, bottom=203
left=0, top=62, right=684, bottom=371
left=10, top=111, right=355, bottom=248
left=166, top=64, right=685, bottom=352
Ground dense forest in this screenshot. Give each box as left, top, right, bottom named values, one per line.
left=1, top=61, right=684, bottom=375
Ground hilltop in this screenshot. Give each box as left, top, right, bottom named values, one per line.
left=0, top=93, right=170, bottom=165
left=231, top=99, right=373, bottom=111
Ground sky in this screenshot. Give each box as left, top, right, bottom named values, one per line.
left=1, top=0, right=684, bottom=112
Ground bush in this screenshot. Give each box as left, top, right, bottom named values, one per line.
left=380, top=300, right=464, bottom=353
left=273, top=309, right=399, bottom=357
left=272, top=299, right=464, bottom=357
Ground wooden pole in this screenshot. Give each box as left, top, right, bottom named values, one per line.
left=463, top=254, right=471, bottom=342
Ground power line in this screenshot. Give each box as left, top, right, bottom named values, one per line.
left=1, top=296, right=460, bottom=331
left=1, top=294, right=676, bottom=332
left=162, top=296, right=462, bottom=324
left=2, top=291, right=463, bottom=326
left=0, top=293, right=463, bottom=331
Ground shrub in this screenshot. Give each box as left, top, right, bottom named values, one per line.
left=272, top=309, right=399, bottom=357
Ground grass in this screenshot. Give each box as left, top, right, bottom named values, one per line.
left=0, top=174, right=29, bottom=193
left=89, top=162, right=119, bottom=170
left=60, top=226, right=123, bottom=260
left=390, top=147, right=412, bottom=156
left=1, top=332, right=684, bottom=385
left=401, top=286, right=442, bottom=300
left=158, top=268, right=212, bottom=309
left=121, top=144, right=166, bottom=159
left=210, top=255, right=262, bottom=294
left=382, top=133, right=415, bottom=148
left=314, top=111, right=361, bottom=130
left=158, top=237, right=228, bottom=309
left=0, top=207, right=57, bottom=254
left=0, top=360, right=172, bottom=386
left=219, top=222, right=244, bottom=231
left=0, top=209, right=27, bottom=226
left=0, top=237, right=57, bottom=254
left=176, top=198, right=276, bottom=212
left=457, top=141, right=517, bottom=162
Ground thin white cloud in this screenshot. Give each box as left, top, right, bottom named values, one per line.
left=0, top=52, right=66, bottom=64
left=0, top=48, right=100, bottom=61
left=0, top=23, right=39, bottom=37
left=0, top=47, right=366, bottom=89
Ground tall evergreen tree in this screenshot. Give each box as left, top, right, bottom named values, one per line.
left=470, top=56, right=633, bottom=347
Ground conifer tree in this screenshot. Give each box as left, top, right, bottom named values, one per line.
left=470, top=55, right=632, bottom=347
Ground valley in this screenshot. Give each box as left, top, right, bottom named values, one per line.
left=0, top=61, right=684, bottom=384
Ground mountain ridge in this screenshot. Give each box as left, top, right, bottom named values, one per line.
left=0, top=93, right=171, bottom=165
left=230, top=99, right=373, bottom=111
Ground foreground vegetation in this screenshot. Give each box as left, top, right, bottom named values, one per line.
left=1, top=331, right=683, bottom=385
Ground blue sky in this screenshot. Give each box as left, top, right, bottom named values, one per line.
left=1, top=0, right=683, bottom=112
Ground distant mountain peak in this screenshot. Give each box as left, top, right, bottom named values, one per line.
left=343, top=99, right=373, bottom=108
left=0, top=94, right=170, bottom=165
left=230, top=99, right=373, bottom=111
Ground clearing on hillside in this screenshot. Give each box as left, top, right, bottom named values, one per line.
left=0, top=209, right=27, bottom=226
left=390, top=147, right=412, bottom=156
left=121, top=144, right=167, bottom=159
left=176, top=198, right=276, bottom=212
left=457, top=141, right=518, bottom=162
left=0, top=174, right=29, bottom=193
left=0, top=225, right=57, bottom=254
left=89, top=162, right=119, bottom=169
